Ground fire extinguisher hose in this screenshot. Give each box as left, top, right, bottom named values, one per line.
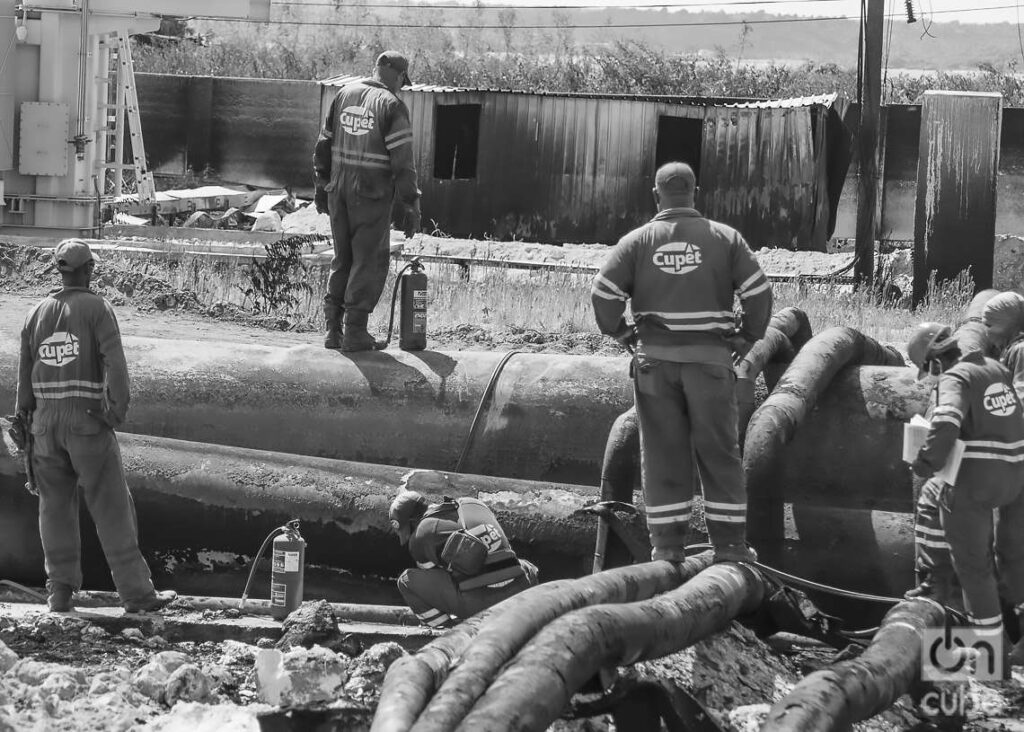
left=238, top=523, right=290, bottom=611
left=379, top=259, right=421, bottom=350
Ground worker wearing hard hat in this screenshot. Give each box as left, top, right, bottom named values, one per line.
left=983, top=290, right=1024, bottom=401
left=8, top=240, right=176, bottom=614
left=312, top=50, right=421, bottom=352
left=590, top=161, right=772, bottom=565
left=906, top=321, right=1024, bottom=669
left=388, top=491, right=538, bottom=628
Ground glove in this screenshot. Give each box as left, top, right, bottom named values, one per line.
left=87, top=407, right=122, bottom=430
left=613, top=324, right=638, bottom=353
left=314, top=187, right=329, bottom=215
left=404, top=198, right=421, bottom=239
left=726, top=333, right=754, bottom=366
left=5, top=412, right=29, bottom=451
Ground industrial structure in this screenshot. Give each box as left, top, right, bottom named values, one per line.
left=0, top=0, right=270, bottom=236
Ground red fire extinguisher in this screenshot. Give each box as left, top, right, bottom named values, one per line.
left=382, top=258, right=428, bottom=351
left=239, top=519, right=306, bottom=621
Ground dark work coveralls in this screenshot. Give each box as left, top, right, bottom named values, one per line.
left=16, top=288, right=157, bottom=604
left=592, top=208, right=772, bottom=559
left=913, top=352, right=1024, bottom=641
left=397, top=498, right=538, bottom=628
left=313, top=79, right=420, bottom=315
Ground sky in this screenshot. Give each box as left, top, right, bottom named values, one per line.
left=478, top=0, right=1024, bottom=24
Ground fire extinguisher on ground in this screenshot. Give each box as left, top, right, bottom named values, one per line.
left=381, top=257, right=427, bottom=351
left=239, top=519, right=306, bottom=620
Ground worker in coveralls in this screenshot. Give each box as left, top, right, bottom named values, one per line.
left=389, top=491, right=539, bottom=628
left=906, top=321, right=1024, bottom=668
left=906, top=297, right=1022, bottom=610
left=8, top=240, right=176, bottom=614
left=312, top=50, right=421, bottom=352
left=591, top=162, right=773, bottom=564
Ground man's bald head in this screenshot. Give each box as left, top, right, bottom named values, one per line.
left=653, top=162, right=697, bottom=209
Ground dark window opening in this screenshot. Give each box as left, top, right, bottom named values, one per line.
left=655, top=115, right=703, bottom=181
left=434, top=104, right=481, bottom=180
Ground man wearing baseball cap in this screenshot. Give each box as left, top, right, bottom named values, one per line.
left=10, top=239, right=176, bottom=614
left=313, top=49, right=422, bottom=352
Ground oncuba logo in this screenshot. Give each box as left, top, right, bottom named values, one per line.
left=38, top=331, right=79, bottom=367
left=983, top=382, right=1017, bottom=417
left=340, top=105, right=375, bottom=136
left=652, top=241, right=703, bottom=275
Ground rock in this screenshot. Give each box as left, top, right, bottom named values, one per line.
left=132, top=651, right=190, bottom=702
left=0, top=640, right=17, bottom=674
left=163, top=664, right=213, bottom=706
left=344, top=642, right=406, bottom=701
left=81, top=625, right=108, bottom=641
left=281, top=205, right=332, bottom=235
left=277, top=600, right=341, bottom=651
left=218, top=640, right=258, bottom=666
left=251, top=211, right=283, bottom=232
left=145, top=701, right=274, bottom=732
left=38, top=672, right=79, bottom=701
left=729, top=703, right=771, bottom=732
left=255, top=645, right=349, bottom=706
left=10, top=659, right=85, bottom=687
left=182, top=211, right=215, bottom=229
left=146, top=635, right=169, bottom=649
left=88, top=669, right=130, bottom=696
left=121, top=627, right=145, bottom=642
left=256, top=637, right=275, bottom=649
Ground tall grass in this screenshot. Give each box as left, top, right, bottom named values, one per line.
left=96, top=249, right=975, bottom=350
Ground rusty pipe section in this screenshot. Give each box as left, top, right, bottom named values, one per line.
left=0, top=339, right=633, bottom=486
left=0, top=431, right=601, bottom=587
left=762, top=599, right=946, bottom=731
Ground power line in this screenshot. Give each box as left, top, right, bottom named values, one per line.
left=192, top=2, right=1024, bottom=28
left=272, top=0, right=849, bottom=9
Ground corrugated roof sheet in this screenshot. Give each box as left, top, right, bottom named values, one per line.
left=318, top=74, right=837, bottom=109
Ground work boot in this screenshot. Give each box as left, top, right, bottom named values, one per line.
left=46, top=581, right=73, bottom=613
left=904, top=582, right=934, bottom=600
left=713, top=543, right=758, bottom=564
left=651, top=546, right=688, bottom=563
left=323, top=304, right=343, bottom=350
left=340, top=310, right=384, bottom=352
left=123, top=590, right=177, bottom=614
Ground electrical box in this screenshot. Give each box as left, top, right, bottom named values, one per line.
left=19, top=101, right=69, bottom=176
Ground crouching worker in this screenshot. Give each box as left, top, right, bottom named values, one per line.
left=389, top=491, right=539, bottom=628
left=12, top=240, right=176, bottom=614
left=906, top=322, right=1024, bottom=668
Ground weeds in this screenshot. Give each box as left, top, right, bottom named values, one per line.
left=239, top=234, right=327, bottom=314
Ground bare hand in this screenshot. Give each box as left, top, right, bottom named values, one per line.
left=314, top=187, right=329, bottom=215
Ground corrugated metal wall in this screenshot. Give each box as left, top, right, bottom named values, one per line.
left=140, top=73, right=832, bottom=247
left=700, top=105, right=820, bottom=250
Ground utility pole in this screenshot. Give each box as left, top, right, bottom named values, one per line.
left=854, top=0, right=884, bottom=286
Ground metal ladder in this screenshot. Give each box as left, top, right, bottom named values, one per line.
left=94, top=33, right=155, bottom=203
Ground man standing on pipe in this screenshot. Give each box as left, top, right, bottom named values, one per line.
left=590, top=162, right=773, bottom=564
left=906, top=321, right=1024, bottom=668
left=389, top=491, right=539, bottom=627
left=312, top=50, right=421, bottom=352
left=11, top=240, right=176, bottom=614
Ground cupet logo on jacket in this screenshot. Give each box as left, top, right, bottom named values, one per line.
left=983, top=382, right=1017, bottom=417
left=38, top=331, right=80, bottom=367
left=652, top=241, right=703, bottom=275
left=340, top=105, right=376, bottom=136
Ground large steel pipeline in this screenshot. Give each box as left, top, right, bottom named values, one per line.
left=0, top=338, right=633, bottom=486
left=0, top=429, right=603, bottom=591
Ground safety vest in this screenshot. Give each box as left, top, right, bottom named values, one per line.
left=451, top=497, right=526, bottom=591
